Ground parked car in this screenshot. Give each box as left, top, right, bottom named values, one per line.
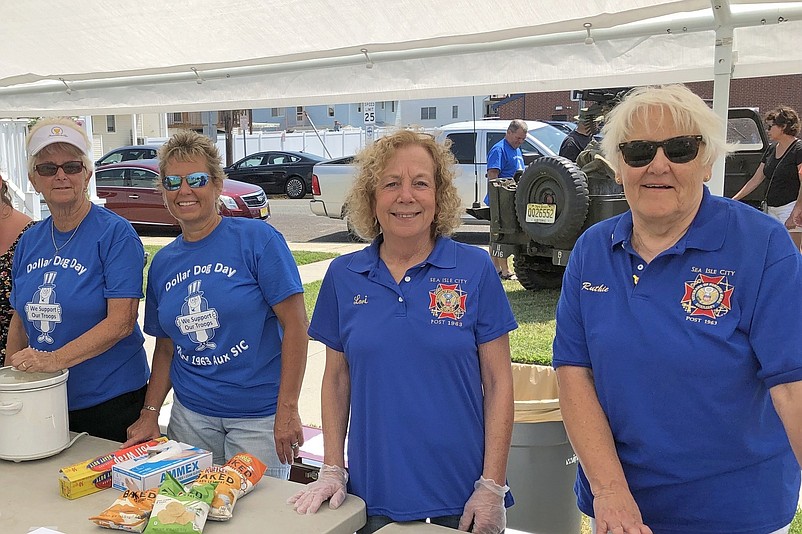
left=224, top=150, right=327, bottom=199
left=95, top=160, right=270, bottom=228
left=95, top=145, right=162, bottom=168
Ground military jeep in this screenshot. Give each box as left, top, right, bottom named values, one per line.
left=489, top=104, right=768, bottom=291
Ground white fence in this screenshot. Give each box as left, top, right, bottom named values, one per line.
left=146, top=127, right=398, bottom=162
left=0, top=119, right=43, bottom=219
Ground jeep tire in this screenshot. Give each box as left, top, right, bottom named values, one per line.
left=513, top=254, right=564, bottom=291
left=514, top=157, right=589, bottom=246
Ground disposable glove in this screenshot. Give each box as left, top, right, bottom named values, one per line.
left=458, top=476, right=508, bottom=534
left=287, top=464, right=348, bottom=514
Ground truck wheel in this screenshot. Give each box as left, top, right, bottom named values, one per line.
left=285, top=176, right=307, bottom=199
left=513, top=255, right=564, bottom=291
left=514, top=157, right=588, bottom=246
left=345, top=218, right=368, bottom=242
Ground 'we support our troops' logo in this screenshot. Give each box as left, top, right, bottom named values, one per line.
left=175, top=280, right=220, bottom=351
left=25, top=271, right=62, bottom=344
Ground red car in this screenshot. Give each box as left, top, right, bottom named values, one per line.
left=95, top=159, right=270, bottom=227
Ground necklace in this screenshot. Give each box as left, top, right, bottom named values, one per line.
left=51, top=211, right=88, bottom=256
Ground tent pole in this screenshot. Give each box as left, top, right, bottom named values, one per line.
left=708, top=0, right=734, bottom=197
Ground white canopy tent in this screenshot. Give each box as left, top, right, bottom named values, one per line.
left=1, top=0, right=801, bottom=211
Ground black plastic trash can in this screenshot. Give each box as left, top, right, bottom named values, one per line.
left=505, top=364, right=581, bottom=534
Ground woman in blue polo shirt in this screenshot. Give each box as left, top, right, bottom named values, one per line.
left=553, top=85, right=802, bottom=534
left=289, top=130, right=517, bottom=534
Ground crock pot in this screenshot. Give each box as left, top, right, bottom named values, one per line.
left=0, top=367, right=70, bottom=462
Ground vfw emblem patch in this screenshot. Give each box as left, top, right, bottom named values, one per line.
left=429, top=283, right=467, bottom=320
left=681, top=273, right=733, bottom=318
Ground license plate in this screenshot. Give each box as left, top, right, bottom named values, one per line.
left=525, top=203, right=556, bottom=224
left=260, top=206, right=269, bottom=218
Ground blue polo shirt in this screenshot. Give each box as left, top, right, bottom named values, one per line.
left=485, top=138, right=525, bottom=204
left=553, top=187, right=802, bottom=534
left=309, top=236, right=517, bottom=521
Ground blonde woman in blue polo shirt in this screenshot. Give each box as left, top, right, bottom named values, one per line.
left=289, top=130, right=517, bottom=534
left=554, top=85, right=802, bottom=534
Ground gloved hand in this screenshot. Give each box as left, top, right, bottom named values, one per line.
left=287, top=464, right=348, bottom=514
left=458, top=476, right=508, bottom=534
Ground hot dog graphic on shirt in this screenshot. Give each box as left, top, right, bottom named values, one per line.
left=25, top=271, right=62, bottom=344
left=175, top=280, right=219, bottom=351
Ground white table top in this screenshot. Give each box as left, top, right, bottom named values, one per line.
left=375, top=523, right=456, bottom=533
left=0, top=433, right=365, bottom=534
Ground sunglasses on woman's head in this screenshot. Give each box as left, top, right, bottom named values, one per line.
left=618, top=135, right=704, bottom=168
left=34, top=161, right=85, bottom=176
left=162, top=172, right=210, bottom=191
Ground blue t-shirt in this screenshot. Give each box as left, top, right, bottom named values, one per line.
left=485, top=138, right=524, bottom=204
left=553, top=187, right=802, bottom=534
left=144, top=218, right=302, bottom=418
left=309, top=236, right=517, bottom=520
left=11, top=204, right=149, bottom=410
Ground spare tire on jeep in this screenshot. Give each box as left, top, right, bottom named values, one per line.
left=514, top=156, right=589, bottom=246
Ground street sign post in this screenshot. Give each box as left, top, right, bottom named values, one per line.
left=364, top=102, right=375, bottom=143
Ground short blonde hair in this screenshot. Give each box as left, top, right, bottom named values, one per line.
left=27, top=117, right=93, bottom=176
left=601, top=84, right=729, bottom=173
left=158, top=130, right=225, bottom=188
left=346, top=130, right=462, bottom=240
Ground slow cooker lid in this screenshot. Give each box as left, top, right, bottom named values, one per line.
left=0, top=367, right=68, bottom=390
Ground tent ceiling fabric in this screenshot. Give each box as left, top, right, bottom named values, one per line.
left=0, top=0, right=800, bottom=116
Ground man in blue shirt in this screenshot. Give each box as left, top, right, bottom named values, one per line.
left=487, top=119, right=527, bottom=279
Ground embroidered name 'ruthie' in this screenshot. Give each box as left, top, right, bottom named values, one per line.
left=681, top=273, right=733, bottom=319
left=429, top=283, right=466, bottom=320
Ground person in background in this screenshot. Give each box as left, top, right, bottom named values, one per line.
left=123, top=130, right=308, bottom=477
left=6, top=118, right=149, bottom=442
left=553, top=84, right=802, bottom=534
left=0, top=173, right=34, bottom=366
left=733, top=106, right=802, bottom=249
left=288, top=130, right=516, bottom=534
left=558, top=105, right=602, bottom=162
left=487, top=119, right=527, bottom=280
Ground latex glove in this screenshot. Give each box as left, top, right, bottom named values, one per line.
left=458, top=476, right=508, bottom=534
left=287, top=464, right=348, bottom=514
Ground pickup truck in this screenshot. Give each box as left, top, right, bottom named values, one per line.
left=308, top=120, right=568, bottom=238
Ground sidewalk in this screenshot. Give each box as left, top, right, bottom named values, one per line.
left=137, top=237, right=367, bottom=430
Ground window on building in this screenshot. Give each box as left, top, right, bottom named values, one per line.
left=172, top=113, right=183, bottom=122
left=391, top=101, right=396, bottom=112
left=380, top=102, right=385, bottom=110
left=452, top=105, right=459, bottom=119
left=106, top=115, right=116, bottom=133
left=328, top=107, right=335, bottom=117
left=296, top=106, right=305, bottom=122
left=271, top=108, right=283, bottom=117
left=421, top=107, right=437, bottom=120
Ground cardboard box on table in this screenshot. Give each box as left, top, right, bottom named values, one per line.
left=112, top=441, right=212, bottom=492
left=59, top=437, right=168, bottom=499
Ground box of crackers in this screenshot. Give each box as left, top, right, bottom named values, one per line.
left=112, top=441, right=212, bottom=492
left=59, top=437, right=168, bottom=500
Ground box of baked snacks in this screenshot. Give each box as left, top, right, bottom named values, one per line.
left=90, top=452, right=267, bottom=532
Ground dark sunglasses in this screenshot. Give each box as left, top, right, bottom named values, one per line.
left=618, top=135, right=704, bottom=167
left=34, top=161, right=85, bottom=176
left=162, top=172, right=210, bottom=191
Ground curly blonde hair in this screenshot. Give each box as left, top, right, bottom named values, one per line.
left=346, top=130, right=462, bottom=240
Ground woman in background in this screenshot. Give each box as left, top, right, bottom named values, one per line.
left=0, top=174, right=34, bottom=366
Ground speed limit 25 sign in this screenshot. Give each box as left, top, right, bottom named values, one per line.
left=363, top=102, right=375, bottom=124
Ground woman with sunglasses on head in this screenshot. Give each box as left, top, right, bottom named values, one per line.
left=553, top=85, right=802, bottom=534
left=0, top=173, right=34, bottom=367
left=122, top=130, right=308, bottom=476
left=6, top=117, right=149, bottom=442
left=733, top=106, right=802, bottom=246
